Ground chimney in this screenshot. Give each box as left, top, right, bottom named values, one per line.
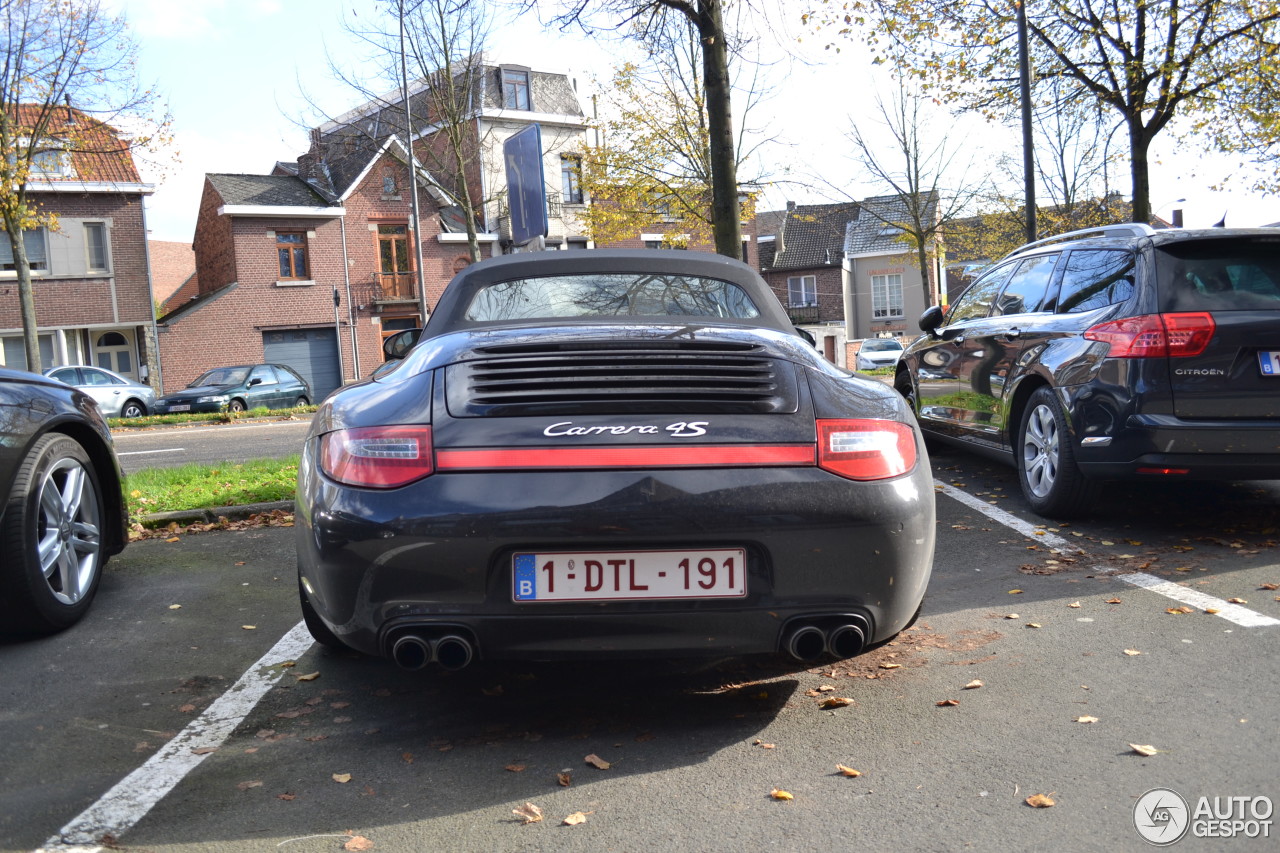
left=1172, top=209, right=1183, bottom=228
left=786, top=200, right=796, bottom=211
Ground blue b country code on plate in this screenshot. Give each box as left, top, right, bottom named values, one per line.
left=1260, top=351, right=1280, bottom=376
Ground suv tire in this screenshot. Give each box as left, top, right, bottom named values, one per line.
left=1016, top=386, right=1098, bottom=517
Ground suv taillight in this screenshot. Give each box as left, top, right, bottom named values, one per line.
left=816, top=419, right=916, bottom=481
left=1084, top=312, right=1215, bottom=358
left=320, top=426, right=434, bottom=488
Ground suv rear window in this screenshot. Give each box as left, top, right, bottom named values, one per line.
left=1157, top=239, right=1280, bottom=311
left=1056, top=249, right=1135, bottom=313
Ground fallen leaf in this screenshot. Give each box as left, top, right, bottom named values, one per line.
left=277, top=792, right=296, bottom=801
left=513, top=802, right=543, bottom=824
left=166, top=537, right=181, bottom=543
left=1075, top=715, right=1099, bottom=724
left=1067, top=602, right=1081, bottom=608
left=178, top=703, right=196, bottom=713
left=1105, top=598, right=1122, bottom=604
left=505, top=763, right=525, bottom=772
left=770, top=788, right=794, bottom=801
left=879, top=663, right=902, bottom=670
left=1026, top=793, right=1056, bottom=808
left=557, top=770, right=572, bottom=787
left=936, top=699, right=960, bottom=707
left=963, top=679, right=983, bottom=689
left=402, top=752, right=414, bottom=764
left=820, top=697, right=854, bottom=709
left=236, top=780, right=263, bottom=791
left=234, top=561, right=246, bottom=566
left=1165, top=606, right=1195, bottom=615
left=1101, top=540, right=1115, bottom=546
left=242, top=625, right=256, bottom=630
left=168, top=604, right=182, bottom=610
left=296, top=671, right=321, bottom=682
left=1026, top=622, right=1042, bottom=629
left=1008, top=589, right=1023, bottom=594
left=343, top=836, right=374, bottom=852
left=753, top=739, right=776, bottom=749
left=835, top=764, right=862, bottom=777
left=584, top=753, right=611, bottom=770
left=191, top=746, right=218, bottom=755
left=1130, top=744, right=1158, bottom=756
left=1226, top=597, right=1247, bottom=604
left=816, top=684, right=837, bottom=692
left=333, top=773, right=353, bottom=784
left=1004, top=613, right=1019, bottom=619
left=1205, top=608, right=1220, bottom=614
left=1259, top=582, right=1278, bottom=591
left=1123, top=649, right=1142, bottom=656
left=562, top=812, right=589, bottom=826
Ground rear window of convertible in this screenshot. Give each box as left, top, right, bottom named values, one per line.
left=464, top=273, right=762, bottom=321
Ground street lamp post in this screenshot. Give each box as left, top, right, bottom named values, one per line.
left=1016, top=0, right=1036, bottom=243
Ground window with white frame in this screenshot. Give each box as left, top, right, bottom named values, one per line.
left=84, top=222, right=108, bottom=271
left=12, top=139, right=73, bottom=178
left=560, top=155, right=583, bottom=204
left=787, top=275, right=816, bottom=307
left=0, top=228, right=49, bottom=271
left=871, top=273, right=904, bottom=318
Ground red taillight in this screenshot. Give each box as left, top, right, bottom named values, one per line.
left=816, top=419, right=916, bottom=481
left=1084, top=312, right=1215, bottom=358
left=320, top=426, right=434, bottom=488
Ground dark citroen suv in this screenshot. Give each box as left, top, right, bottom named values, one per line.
left=897, top=224, right=1280, bottom=516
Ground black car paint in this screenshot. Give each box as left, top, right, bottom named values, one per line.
left=0, top=368, right=128, bottom=558
left=899, top=228, right=1280, bottom=486
left=298, top=251, right=935, bottom=663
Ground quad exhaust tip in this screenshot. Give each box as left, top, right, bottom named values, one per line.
left=390, top=632, right=476, bottom=671
left=783, top=619, right=868, bottom=662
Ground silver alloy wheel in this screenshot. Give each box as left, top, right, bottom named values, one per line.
left=121, top=400, right=145, bottom=419
left=36, top=455, right=102, bottom=605
left=1021, top=402, right=1060, bottom=498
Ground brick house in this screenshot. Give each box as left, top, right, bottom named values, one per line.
left=162, top=60, right=595, bottom=398
left=0, top=105, right=159, bottom=385
left=758, top=195, right=941, bottom=367
left=148, top=239, right=196, bottom=315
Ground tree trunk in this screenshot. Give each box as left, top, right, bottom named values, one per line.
left=696, top=0, right=741, bottom=259
left=1128, top=122, right=1152, bottom=224
left=4, top=216, right=41, bottom=372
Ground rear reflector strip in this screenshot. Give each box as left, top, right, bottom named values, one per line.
left=436, top=444, right=816, bottom=471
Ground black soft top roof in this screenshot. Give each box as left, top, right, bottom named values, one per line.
left=423, top=249, right=794, bottom=335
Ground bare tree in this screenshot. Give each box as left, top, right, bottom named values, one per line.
left=847, top=82, right=983, bottom=305
left=549, top=0, right=745, bottom=258
left=0, top=0, right=168, bottom=370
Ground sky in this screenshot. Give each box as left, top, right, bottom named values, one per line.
left=116, top=0, right=1277, bottom=245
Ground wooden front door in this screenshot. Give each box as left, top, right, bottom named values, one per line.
left=378, top=225, right=414, bottom=300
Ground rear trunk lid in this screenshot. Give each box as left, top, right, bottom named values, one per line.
left=1155, top=236, right=1280, bottom=420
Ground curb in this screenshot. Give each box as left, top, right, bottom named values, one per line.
left=141, top=500, right=295, bottom=527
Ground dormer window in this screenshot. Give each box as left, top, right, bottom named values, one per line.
left=501, top=67, right=531, bottom=110
left=13, top=139, right=73, bottom=179
left=879, top=224, right=904, bottom=237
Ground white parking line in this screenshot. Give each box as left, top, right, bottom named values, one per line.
left=934, top=479, right=1279, bottom=628
left=36, top=622, right=315, bottom=853
left=116, top=448, right=186, bottom=457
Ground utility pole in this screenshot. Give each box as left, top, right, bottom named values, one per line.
left=1016, top=0, right=1036, bottom=243
left=399, top=0, right=431, bottom=324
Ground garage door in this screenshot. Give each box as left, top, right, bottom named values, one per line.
left=262, top=328, right=341, bottom=402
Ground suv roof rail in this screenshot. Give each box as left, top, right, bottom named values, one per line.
left=1004, top=223, right=1156, bottom=258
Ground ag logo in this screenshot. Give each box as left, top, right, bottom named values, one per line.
left=1134, top=788, right=1190, bottom=845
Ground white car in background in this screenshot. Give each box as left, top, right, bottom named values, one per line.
left=43, top=365, right=156, bottom=419
left=854, top=338, right=904, bottom=371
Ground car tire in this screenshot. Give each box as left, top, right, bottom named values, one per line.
left=0, top=434, right=108, bottom=634
left=228, top=398, right=247, bottom=414
left=293, top=396, right=309, bottom=408
left=120, top=399, right=147, bottom=419
left=298, top=575, right=346, bottom=650
left=894, top=368, right=918, bottom=415
left=1016, top=386, right=1099, bottom=517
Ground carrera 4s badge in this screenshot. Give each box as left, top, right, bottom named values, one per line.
left=543, top=421, right=709, bottom=438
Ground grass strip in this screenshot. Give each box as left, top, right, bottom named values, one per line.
left=108, top=405, right=316, bottom=429
left=126, top=456, right=300, bottom=518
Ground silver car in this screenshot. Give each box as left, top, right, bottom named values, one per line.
left=854, top=337, right=905, bottom=371
left=43, top=365, right=156, bottom=419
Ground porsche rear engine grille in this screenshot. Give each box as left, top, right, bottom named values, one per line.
left=447, top=346, right=798, bottom=416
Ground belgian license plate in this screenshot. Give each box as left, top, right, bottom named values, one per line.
left=167, top=404, right=191, bottom=412
left=1259, top=351, right=1280, bottom=376
left=513, top=549, right=746, bottom=602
